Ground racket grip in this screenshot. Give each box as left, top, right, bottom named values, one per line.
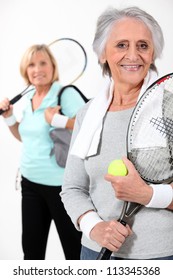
left=0, top=109, right=5, bottom=115
left=0, top=94, right=22, bottom=115
left=118, top=219, right=127, bottom=226
left=96, top=247, right=112, bottom=260
left=96, top=219, right=127, bottom=260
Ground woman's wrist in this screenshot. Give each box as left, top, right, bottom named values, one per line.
left=79, top=211, right=103, bottom=240
left=4, top=114, right=17, bottom=126
left=51, top=113, right=68, bottom=128
left=145, top=184, right=173, bottom=208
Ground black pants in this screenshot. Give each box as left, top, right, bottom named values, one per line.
left=21, top=176, right=81, bottom=260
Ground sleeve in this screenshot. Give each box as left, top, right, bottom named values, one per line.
left=59, top=87, right=87, bottom=118
left=60, top=103, right=97, bottom=230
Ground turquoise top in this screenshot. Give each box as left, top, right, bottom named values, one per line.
left=19, top=81, right=85, bottom=186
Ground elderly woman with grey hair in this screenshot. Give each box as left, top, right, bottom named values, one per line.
left=61, top=6, right=173, bottom=260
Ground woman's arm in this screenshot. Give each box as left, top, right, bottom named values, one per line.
left=60, top=107, right=95, bottom=228
left=44, top=106, right=75, bottom=130
left=105, top=157, right=173, bottom=211
left=0, top=98, right=21, bottom=141
left=7, top=122, right=21, bottom=141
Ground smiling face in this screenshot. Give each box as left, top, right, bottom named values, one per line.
left=101, top=18, right=154, bottom=89
left=26, top=50, right=54, bottom=87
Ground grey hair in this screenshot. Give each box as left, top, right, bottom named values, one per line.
left=92, top=6, right=164, bottom=76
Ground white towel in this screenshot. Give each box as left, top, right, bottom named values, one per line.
left=70, top=70, right=158, bottom=159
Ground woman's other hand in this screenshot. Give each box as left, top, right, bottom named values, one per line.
left=44, top=106, right=61, bottom=124
left=0, top=98, right=13, bottom=117
left=105, top=157, right=153, bottom=205
left=90, top=219, right=132, bottom=252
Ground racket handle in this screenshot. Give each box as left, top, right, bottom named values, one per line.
left=96, top=219, right=127, bottom=260
left=118, top=219, right=126, bottom=226
left=0, top=94, right=22, bottom=115
left=96, top=247, right=112, bottom=260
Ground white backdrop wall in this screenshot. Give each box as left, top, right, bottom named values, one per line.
left=0, top=0, right=173, bottom=260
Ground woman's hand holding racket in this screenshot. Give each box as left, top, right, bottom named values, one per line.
left=0, top=86, right=34, bottom=115
left=0, top=98, right=13, bottom=117
left=90, top=218, right=132, bottom=254
left=96, top=159, right=143, bottom=260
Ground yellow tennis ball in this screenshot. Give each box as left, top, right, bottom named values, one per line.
left=108, top=159, right=128, bottom=176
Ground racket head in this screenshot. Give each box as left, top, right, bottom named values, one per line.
left=127, top=73, right=173, bottom=184
left=48, top=38, right=87, bottom=85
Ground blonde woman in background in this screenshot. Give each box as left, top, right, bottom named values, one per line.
left=0, top=44, right=85, bottom=259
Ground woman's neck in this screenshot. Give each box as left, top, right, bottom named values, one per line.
left=34, top=84, right=51, bottom=96
left=108, top=82, right=142, bottom=111
left=32, top=84, right=51, bottom=111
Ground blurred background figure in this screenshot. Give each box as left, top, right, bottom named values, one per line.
left=0, top=44, right=85, bottom=260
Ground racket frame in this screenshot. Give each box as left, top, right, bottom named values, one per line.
left=127, top=72, right=173, bottom=184
left=48, top=37, right=87, bottom=84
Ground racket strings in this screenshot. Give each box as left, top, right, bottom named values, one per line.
left=151, top=115, right=173, bottom=165
left=150, top=117, right=173, bottom=141
left=128, top=74, right=173, bottom=183
left=129, top=148, right=172, bottom=182
left=162, top=91, right=173, bottom=165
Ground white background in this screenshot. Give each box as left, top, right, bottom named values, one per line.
left=0, top=0, right=173, bottom=260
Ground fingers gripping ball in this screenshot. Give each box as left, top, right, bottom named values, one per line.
left=108, top=159, right=128, bottom=176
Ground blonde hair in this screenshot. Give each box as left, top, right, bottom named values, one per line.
left=20, top=44, right=59, bottom=84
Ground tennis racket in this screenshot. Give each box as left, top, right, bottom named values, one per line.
left=97, top=72, right=173, bottom=260
left=48, top=37, right=87, bottom=85
left=0, top=37, right=87, bottom=115
left=0, top=86, right=34, bottom=115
